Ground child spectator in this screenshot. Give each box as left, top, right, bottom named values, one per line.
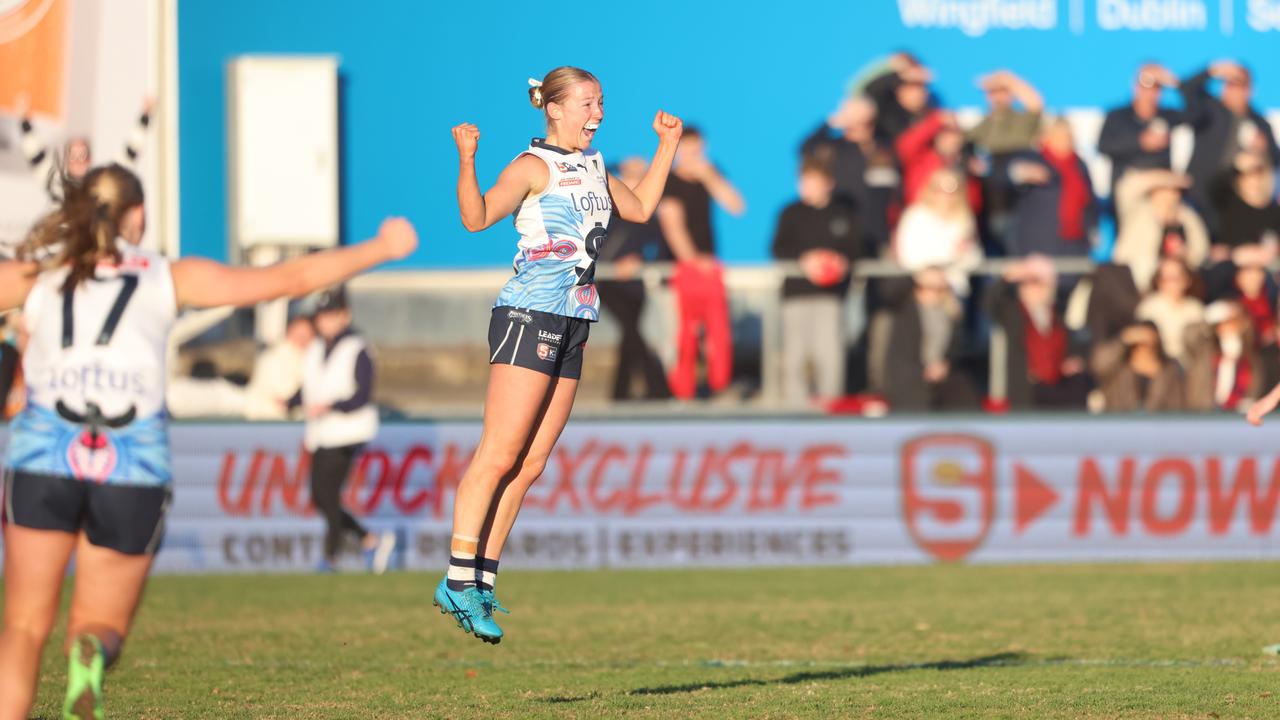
left=771, top=158, right=863, bottom=407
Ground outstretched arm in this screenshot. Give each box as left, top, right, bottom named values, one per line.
left=452, top=123, right=546, bottom=232
left=171, top=217, right=418, bottom=308
left=609, top=111, right=683, bottom=223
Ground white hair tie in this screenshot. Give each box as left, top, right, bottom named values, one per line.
left=527, top=77, right=543, bottom=88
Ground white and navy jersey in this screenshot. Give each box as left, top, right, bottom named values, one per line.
left=4, top=241, right=177, bottom=486
left=494, top=139, right=613, bottom=321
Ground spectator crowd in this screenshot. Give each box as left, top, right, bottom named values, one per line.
left=14, top=54, right=1276, bottom=418
left=599, top=52, right=1280, bottom=415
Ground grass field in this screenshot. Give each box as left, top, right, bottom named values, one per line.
left=11, top=562, right=1280, bottom=719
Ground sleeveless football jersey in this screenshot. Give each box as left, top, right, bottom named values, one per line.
left=5, top=241, right=177, bottom=485
left=494, top=139, right=613, bottom=321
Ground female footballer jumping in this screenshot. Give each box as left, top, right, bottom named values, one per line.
left=0, top=164, right=417, bottom=719
left=437, top=66, right=681, bottom=643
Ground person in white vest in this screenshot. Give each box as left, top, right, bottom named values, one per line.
left=0, top=163, right=418, bottom=720
left=287, top=287, right=394, bottom=574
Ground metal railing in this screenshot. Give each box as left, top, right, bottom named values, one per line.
left=343, top=256, right=1102, bottom=408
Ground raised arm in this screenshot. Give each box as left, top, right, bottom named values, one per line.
left=170, top=217, right=418, bottom=309
left=451, top=123, right=546, bottom=232
left=608, top=111, right=682, bottom=223
left=1004, top=71, right=1044, bottom=114
left=1179, top=65, right=1221, bottom=129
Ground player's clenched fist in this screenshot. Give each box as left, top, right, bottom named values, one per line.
left=652, top=111, right=683, bottom=144
left=374, top=217, right=419, bottom=260
left=452, top=123, right=481, bottom=159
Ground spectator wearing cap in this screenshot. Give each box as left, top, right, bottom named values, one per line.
left=986, top=256, right=1090, bottom=410
left=996, top=117, right=1098, bottom=258
left=800, top=96, right=900, bottom=254
left=1098, top=64, right=1185, bottom=198
left=1090, top=321, right=1186, bottom=413
left=245, top=315, right=314, bottom=420
left=1180, top=61, right=1280, bottom=228
left=288, top=287, right=394, bottom=573
left=771, top=157, right=864, bottom=407
left=1185, top=300, right=1264, bottom=411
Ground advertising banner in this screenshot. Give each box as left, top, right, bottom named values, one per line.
left=14, top=418, right=1269, bottom=574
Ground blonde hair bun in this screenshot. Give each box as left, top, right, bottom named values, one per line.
left=528, top=67, right=597, bottom=114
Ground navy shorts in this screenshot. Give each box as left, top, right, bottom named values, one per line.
left=3, top=469, right=171, bottom=556
left=488, top=306, right=591, bottom=379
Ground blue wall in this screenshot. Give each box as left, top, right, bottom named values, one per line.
left=179, top=0, right=1280, bottom=268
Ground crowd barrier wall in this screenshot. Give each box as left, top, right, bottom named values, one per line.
left=4, top=417, right=1276, bottom=574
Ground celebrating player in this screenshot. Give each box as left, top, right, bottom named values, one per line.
left=437, top=67, right=681, bottom=643
left=0, top=164, right=417, bottom=720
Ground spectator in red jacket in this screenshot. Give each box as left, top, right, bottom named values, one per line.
left=896, top=110, right=983, bottom=214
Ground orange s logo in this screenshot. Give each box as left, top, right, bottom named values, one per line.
left=901, top=434, right=995, bottom=562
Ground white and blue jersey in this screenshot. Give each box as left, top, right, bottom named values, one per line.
left=4, top=242, right=177, bottom=486
left=495, top=139, right=613, bottom=321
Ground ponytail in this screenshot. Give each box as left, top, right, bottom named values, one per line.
left=21, top=162, right=144, bottom=292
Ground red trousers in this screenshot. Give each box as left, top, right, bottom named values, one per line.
left=668, top=261, right=733, bottom=399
